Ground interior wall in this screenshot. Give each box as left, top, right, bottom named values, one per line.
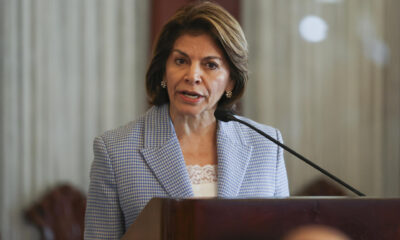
left=0, top=0, right=149, bottom=239
left=242, top=0, right=398, bottom=196
left=383, top=0, right=400, bottom=196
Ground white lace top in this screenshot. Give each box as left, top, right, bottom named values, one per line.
left=186, top=164, right=217, bottom=197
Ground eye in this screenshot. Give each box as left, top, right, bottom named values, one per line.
left=174, top=58, right=186, bottom=65
left=205, top=61, right=219, bottom=70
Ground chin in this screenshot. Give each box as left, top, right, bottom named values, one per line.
left=171, top=104, right=214, bottom=118
left=180, top=109, right=205, bottom=117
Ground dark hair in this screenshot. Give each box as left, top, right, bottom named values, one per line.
left=146, top=1, right=248, bottom=110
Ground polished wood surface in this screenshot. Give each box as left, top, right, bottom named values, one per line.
left=123, top=198, right=400, bottom=240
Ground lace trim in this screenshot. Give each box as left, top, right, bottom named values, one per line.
left=186, top=164, right=217, bottom=184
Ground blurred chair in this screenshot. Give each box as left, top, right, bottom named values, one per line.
left=25, top=184, right=86, bottom=240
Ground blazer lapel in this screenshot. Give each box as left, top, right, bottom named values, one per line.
left=217, top=120, right=253, bottom=197
left=140, top=105, right=194, bottom=198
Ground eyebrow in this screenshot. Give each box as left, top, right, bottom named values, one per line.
left=172, top=49, right=223, bottom=61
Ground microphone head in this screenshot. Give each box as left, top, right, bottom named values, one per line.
left=214, top=109, right=236, bottom=122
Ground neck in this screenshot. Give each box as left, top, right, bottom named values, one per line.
left=169, top=108, right=217, bottom=139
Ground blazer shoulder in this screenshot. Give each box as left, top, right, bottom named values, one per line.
left=96, top=112, right=147, bottom=150
left=233, top=116, right=283, bottom=145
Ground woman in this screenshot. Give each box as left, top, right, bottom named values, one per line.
left=85, top=1, right=289, bottom=239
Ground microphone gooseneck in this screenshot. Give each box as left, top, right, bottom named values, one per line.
left=214, top=110, right=366, bottom=197
left=214, top=109, right=235, bottom=122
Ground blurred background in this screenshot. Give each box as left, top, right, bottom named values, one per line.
left=1, top=0, right=399, bottom=238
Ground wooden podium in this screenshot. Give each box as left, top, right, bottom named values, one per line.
left=122, top=198, right=400, bottom=240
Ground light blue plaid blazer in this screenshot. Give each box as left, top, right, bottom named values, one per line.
left=84, top=104, right=289, bottom=239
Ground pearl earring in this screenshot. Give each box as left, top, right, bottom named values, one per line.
left=161, top=80, right=167, bottom=88
left=225, top=90, right=232, bottom=98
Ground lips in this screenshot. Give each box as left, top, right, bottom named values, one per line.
left=182, top=91, right=202, bottom=98
left=178, top=90, right=204, bottom=102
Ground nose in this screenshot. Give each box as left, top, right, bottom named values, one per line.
left=185, top=63, right=202, bottom=84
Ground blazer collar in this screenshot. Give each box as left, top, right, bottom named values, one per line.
left=140, top=105, right=253, bottom=198
left=216, top=120, right=253, bottom=197
left=140, top=105, right=194, bottom=198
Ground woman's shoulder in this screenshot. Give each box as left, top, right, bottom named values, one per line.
left=95, top=115, right=145, bottom=149
left=221, top=115, right=283, bottom=148
left=96, top=105, right=168, bottom=146
left=233, top=115, right=281, bottom=139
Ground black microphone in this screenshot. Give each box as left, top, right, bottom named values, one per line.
left=215, top=109, right=366, bottom=197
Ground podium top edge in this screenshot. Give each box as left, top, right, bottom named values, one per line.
left=151, top=197, right=400, bottom=202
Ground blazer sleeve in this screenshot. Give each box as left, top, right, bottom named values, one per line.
left=274, top=129, right=290, bottom=197
left=84, top=136, right=125, bottom=239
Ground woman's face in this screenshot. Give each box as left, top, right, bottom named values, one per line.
left=165, top=33, right=233, bottom=118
